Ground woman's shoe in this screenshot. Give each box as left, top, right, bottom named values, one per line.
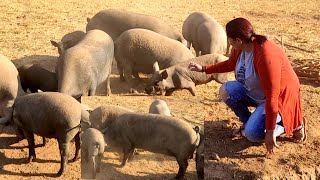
left=292, top=117, right=307, bottom=143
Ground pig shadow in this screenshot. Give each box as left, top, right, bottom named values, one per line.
left=204, top=120, right=264, bottom=159
left=205, top=159, right=263, bottom=179
left=89, top=161, right=197, bottom=180
left=12, top=55, right=58, bottom=72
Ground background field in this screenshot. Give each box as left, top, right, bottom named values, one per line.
left=0, top=0, right=319, bottom=179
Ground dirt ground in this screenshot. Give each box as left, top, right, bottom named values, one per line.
left=0, top=0, right=319, bottom=180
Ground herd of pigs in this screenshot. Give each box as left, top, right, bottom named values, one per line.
left=0, top=9, right=230, bottom=180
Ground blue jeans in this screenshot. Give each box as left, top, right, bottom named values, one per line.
left=223, top=81, right=285, bottom=142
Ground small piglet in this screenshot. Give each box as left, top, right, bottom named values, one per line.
left=81, top=128, right=105, bottom=179
left=102, top=112, right=200, bottom=180
left=148, top=99, right=172, bottom=116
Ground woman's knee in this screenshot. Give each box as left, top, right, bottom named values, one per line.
left=219, top=83, right=229, bottom=102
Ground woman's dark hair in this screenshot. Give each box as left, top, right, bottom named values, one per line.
left=226, top=18, right=267, bottom=44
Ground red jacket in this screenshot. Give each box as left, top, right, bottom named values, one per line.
left=203, top=39, right=303, bottom=135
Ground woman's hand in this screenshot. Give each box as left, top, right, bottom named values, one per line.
left=188, top=62, right=203, bottom=72
left=265, top=130, right=279, bottom=154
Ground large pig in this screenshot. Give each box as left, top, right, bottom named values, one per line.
left=0, top=54, right=20, bottom=124
left=148, top=99, right=172, bottom=116
left=101, top=112, right=201, bottom=180
left=182, top=12, right=229, bottom=56
left=18, top=64, right=57, bottom=93
left=12, top=92, right=87, bottom=176
left=81, top=128, right=105, bottom=179
left=115, top=29, right=194, bottom=93
left=56, top=29, right=114, bottom=98
left=86, top=9, right=187, bottom=46
left=145, top=53, right=228, bottom=96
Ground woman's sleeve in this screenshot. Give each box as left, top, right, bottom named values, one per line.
left=255, top=46, right=282, bottom=130
left=203, top=49, right=240, bottom=74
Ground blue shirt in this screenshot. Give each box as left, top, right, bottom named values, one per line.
left=235, top=51, right=266, bottom=105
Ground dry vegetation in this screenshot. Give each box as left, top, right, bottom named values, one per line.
left=0, top=0, right=319, bottom=179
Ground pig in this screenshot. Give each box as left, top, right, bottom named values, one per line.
left=182, top=12, right=229, bottom=56
left=114, top=29, right=194, bottom=93
left=195, top=133, right=204, bottom=180
left=12, top=92, right=86, bottom=176
left=86, top=9, right=187, bottom=46
left=89, top=105, right=133, bottom=131
left=51, top=30, right=85, bottom=55
left=17, top=64, right=57, bottom=93
left=145, top=53, right=228, bottom=96
left=101, top=112, right=201, bottom=180
left=81, top=128, right=105, bottom=179
left=148, top=99, right=172, bottom=116
left=56, top=29, right=114, bottom=98
left=182, top=12, right=212, bottom=49
left=0, top=54, right=20, bottom=125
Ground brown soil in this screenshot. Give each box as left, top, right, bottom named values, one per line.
left=0, top=0, right=319, bottom=180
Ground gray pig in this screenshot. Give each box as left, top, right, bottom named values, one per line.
left=12, top=92, right=85, bottom=176
left=86, top=9, right=187, bottom=46
left=81, top=128, right=105, bottom=179
left=17, top=64, right=57, bottom=93
left=101, top=112, right=200, bottom=180
left=89, top=105, right=133, bottom=131
left=145, top=53, right=228, bottom=96
left=148, top=99, right=172, bottom=116
left=115, top=29, right=194, bottom=92
left=182, top=12, right=229, bottom=56
left=51, top=30, right=85, bottom=55
left=56, top=29, right=114, bottom=98
left=0, top=54, right=20, bottom=124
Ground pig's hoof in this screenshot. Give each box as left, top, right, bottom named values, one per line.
left=27, top=155, right=36, bottom=163
left=129, top=88, right=138, bottom=94
left=70, top=157, right=79, bottom=162
left=56, top=169, right=64, bottom=176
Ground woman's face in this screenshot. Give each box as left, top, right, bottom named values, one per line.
left=228, top=37, right=243, bottom=50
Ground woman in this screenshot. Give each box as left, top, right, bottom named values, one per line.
left=188, top=18, right=306, bottom=154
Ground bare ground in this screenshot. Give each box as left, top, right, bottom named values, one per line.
left=0, top=0, right=319, bottom=179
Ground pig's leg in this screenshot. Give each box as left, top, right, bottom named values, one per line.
left=96, top=153, right=103, bottom=173
left=106, top=75, right=112, bottom=96
left=92, top=156, right=97, bottom=179
left=71, top=132, right=81, bottom=162
left=120, top=143, right=134, bottom=167
left=123, top=66, right=139, bottom=93
left=127, top=148, right=136, bottom=161
left=89, top=84, right=97, bottom=96
left=175, top=158, right=188, bottom=180
left=187, top=85, right=196, bottom=96
left=23, top=131, right=36, bottom=162
left=57, top=141, right=69, bottom=176
left=117, top=61, right=125, bottom=82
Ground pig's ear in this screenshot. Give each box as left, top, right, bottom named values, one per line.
left=160, top=70, right=168, bottom=79
left=74, top=94, right=83, bottom=103
left=153, top=61, right=160, bottom=72
left=86, top=17, right=91, bottom=23
left=50, top=40, right=60, bottom=47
